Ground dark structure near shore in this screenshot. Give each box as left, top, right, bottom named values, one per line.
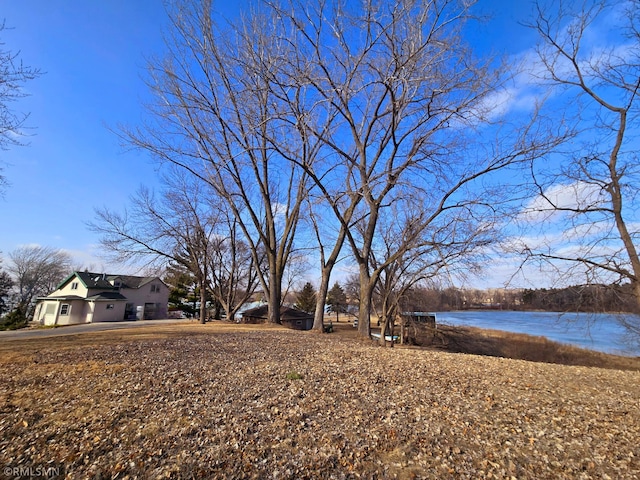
left=400, top=312, right=437, bottom=344
left=242, top=305, right=314, bottom=331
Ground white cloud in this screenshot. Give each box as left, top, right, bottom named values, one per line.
left=16, top=242, right=43, bottom=250
left=272, top=202, right=289, bottom=217
left=478, top=0, right=637, bottom=122
left=62, top=247, right=109, bottom=272
left=519, top=181, right=607, bottom=223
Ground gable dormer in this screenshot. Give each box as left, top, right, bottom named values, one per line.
left=55, top=272, right=89, bottom=296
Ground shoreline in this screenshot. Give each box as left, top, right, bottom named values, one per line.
left=430, top=310, right=639, bottom=358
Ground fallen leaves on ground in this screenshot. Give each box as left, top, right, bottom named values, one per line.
left=1, top=330, right=639, bottom=479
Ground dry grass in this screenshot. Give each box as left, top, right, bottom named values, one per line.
left=0, top=321, right=288, bottom=364
left=411, top=324, right=640, bottom=371
left=1, top=322, right=639, bottom=478
left=2, top=318, right=637, bottom=371
left=328, top=313, right=640, bottom=371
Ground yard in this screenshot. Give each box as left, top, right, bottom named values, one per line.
left=0, top=321, right=639, bottom=478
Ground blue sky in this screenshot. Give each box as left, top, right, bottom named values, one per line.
left=0, top=1, right=171, bottom=269
left=0, top=1, right=543, bottom=283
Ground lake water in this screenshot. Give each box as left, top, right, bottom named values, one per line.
left=434, top=310, right=640, bottom=357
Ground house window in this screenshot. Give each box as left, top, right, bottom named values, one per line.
left=71, top=282, right=78, bottom=290
left=114, top=280, right=121, bottom=288
left=60, top=304, right=70, bottom=316
left=150, top=284, right=159, bottom=293
left=106, top=304, right=114, bottom=310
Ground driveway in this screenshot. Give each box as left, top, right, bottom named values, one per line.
left=0, top=319, right=191, bottom=341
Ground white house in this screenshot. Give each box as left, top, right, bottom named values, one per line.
left=32, top=271, right=169, bottom=326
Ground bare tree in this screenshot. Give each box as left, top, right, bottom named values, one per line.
left=91, top=175, right=212, bottom=323
left=207, top=212, right=263, bottom=321
left=518, top=1, right=640, bottom=323
left=370, top=204, right=495, bottom=346
left=120, top=0, right=561, bottom=334
left=0, top=21, right=42, bottom=192
left=121, top=0, right=319, bottom=324
left=8, top=245, right=71, bottom=315
left=90, top=171, right=259, bottom=323
left=304, top=193, right=353, bottom=331
left=271, top=0, right=560, bottom=338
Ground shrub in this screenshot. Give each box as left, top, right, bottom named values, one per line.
left=0, top=305, right=29, bottom=331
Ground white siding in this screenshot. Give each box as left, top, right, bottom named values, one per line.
left=91, top=301, right=127, bottom=322
left=123, top=281, right=169, bottom=319
left=38, top=300, right=87, bottom=326
left=56, top=278, right=88, bottom=297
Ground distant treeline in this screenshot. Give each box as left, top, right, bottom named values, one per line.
left=519, top=284, right=639, bottom=314
left=396, top=284, right=639, bottom=314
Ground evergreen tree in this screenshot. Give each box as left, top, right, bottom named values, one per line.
left=295, top=282, right=317, bottom=314
left=0, top=303, right=27, bottom=331
left=0, top=261, right=13, bottom=317
left=326, top=282, right=347, bottom=322
left=164, top=264, right=197, bottom=317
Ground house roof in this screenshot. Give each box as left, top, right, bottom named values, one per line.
left=57, top=271, right=162, bottom=290
left=35, top=295, right=85, bottom=302
left=36, top=292, right=128, bottom=302
left=242, top=305, right=313, bottom=321
left=85, top=292, right=128, bottom=301
left=108, top=275, right=157, bottom=289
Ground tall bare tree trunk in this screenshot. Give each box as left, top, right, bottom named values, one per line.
left=199, top=277, right=207, bottom=324
left=313, top=269, right=331, bottom=332
left=522, top=0, right=640, bottom=334
left=267, top=269, right=281, bottom=324
left=358, top=266, right=372, bottom=338
left=609, top=111, right=640, bottom=311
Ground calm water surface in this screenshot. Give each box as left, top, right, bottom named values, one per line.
left=434, top=310, right=640, bottom=356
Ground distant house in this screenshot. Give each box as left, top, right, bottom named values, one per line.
left=32, top=271, right=169, bottom=326
left=241, top=305, right=314, bottom=331
left=234, top=301, right=266, bottom=321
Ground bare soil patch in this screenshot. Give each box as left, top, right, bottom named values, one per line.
left=1, top=321, right=639, bottom=478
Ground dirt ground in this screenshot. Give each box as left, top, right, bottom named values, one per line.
left=1, top=320, right=639, bottom=479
